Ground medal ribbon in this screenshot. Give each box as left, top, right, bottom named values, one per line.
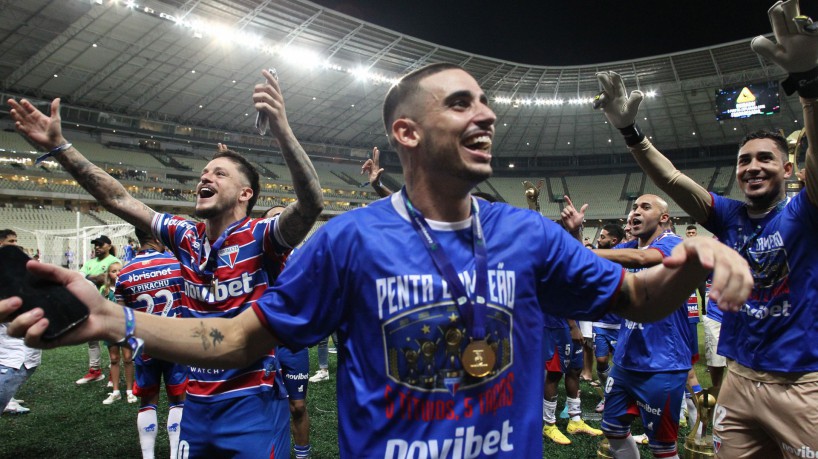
left=198, top=217, right=250, bottom=277
left=401, top=188, right=488, bottom=341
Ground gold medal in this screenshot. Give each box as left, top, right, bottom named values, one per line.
left=461, top=340, right=495, bottom=378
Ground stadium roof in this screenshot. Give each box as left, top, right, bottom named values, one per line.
left=0, top=0, right=804, bottom=160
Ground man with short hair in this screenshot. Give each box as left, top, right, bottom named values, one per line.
left=115, top=228, right=186, bottom=459
left=685, top=225, right=698, bottom=238
left=598, top=224, right=625, bottom=249
left=594, top=1, right=818, bottom=454
left=7, top=69, right=323, bottom=457
left=4, top=64, right=753, bottom=458
left=0, top=229, right=18, bottom=246
left=567, top=195, right=693, bottom=458
left=75, top=234, right=119, bottom=385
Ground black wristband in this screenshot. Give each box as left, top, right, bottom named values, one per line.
left=618, top=123, right=646, bottom=147
left=782, top=66, right=818, bottom=98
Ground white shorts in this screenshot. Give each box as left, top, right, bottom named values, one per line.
left=702, top=315, right=727, bottom=368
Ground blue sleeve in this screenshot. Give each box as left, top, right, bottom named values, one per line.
left=151, top=213, right=196, bottom=262
left=253, top=228, right=344, bottom=349
left=650, top=235, right=681, bottom=258
left=535, top=219, right=625, bottom=320
left=704, top=193, right=738, bottom=236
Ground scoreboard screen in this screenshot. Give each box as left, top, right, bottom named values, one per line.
left=715, top=82, right=780, bottom=121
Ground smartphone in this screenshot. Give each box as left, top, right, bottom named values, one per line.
left=0, top=246, right=89, bottom=341
left=256, top=68, right=278, bottom=136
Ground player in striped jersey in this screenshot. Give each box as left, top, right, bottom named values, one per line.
left=7, top=68, right=323, bottom=458
left=115, top=228, right=185, bottom=459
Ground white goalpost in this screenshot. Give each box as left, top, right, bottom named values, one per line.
left=30, top=223, right=135, bottom=270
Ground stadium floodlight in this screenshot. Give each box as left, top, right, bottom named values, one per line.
left=645, top=90, right=658, bottom=98
left=91, top=0, right=103, bottom=5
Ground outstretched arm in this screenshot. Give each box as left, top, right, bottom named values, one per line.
left=751, top=0, right=818, bottom=207
left=3, top=262, right=277, bottom=369
left=612, top=237, right=752, bottom=322
left=252, top=69, right=324, bottom=246
left=361, top=146, right=393, bottom=198
left=7, top=98, right=155, bottom=232
left=593, top=247, right=664, bottom=269
left=595, top=72, right=713, bottom=223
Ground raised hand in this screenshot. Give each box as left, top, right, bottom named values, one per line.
left=252, top=69, right=291, bottom=138
left=7, top=98, right=66, bottom=151
left=560, top=195, right=589, bottom=235
left=594, top=71, right=643, bottom=129
left=361, top=146, right=385, bottom=185
left=751, top=0, right=818, bottom=75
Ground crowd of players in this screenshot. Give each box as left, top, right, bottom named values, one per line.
left=1, top=1, right=817, bottom=458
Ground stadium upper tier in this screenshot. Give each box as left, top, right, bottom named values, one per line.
left=0, top=129, right=740, bottom=220
left=0, top=0, right=805, bottom=168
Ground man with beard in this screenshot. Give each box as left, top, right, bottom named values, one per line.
left=6, top=69, right=323, bottom=457
left=3, top=64, right=752, bottom=458
left=594, top=1, right=818, bottom=455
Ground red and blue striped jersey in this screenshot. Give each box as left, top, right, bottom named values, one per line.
left=151, top=213, right=290, bottom=402
left=115, top=249, right=184, bottom=362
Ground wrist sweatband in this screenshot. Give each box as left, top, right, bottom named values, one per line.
left=618, top=124, right=645, bottom=147
left=35, top=142, right=72, bottom=165
left=117, top=307, right=144, bottom=358
left=782, top=66, right=818, bottom=98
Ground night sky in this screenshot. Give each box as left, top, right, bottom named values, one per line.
left=312, top=0, right=818, bottom=65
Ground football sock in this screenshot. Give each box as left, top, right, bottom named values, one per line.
left=543, top=396, right=558, bottom=424
left=608, top=435, right=640, bottom=459
left=167, top=403, right=184, bottom=459
left=567, top=396, right=582, bottom=422
left=137, top=404, right=158, bottom=459
left=294, top=444, right=312, bottom=459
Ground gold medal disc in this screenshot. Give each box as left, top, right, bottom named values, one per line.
left=461, top=340, right=496, bottom=378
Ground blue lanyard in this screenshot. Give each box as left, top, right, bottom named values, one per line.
left=198, top=217, right=249, bottom=277
left=401, top=188, right=488, bottom=340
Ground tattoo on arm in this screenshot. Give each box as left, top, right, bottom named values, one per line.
left=192, top=321, right=211, bottom=350
left=209, top=328, right=225, bottom=348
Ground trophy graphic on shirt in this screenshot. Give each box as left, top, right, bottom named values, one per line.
left=522, top=180, right=543, bottom=213
left=683, top=389, right=717, bottom=459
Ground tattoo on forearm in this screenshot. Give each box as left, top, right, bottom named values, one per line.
left=192, top=321, right=210, bottom=350
left=209, top=328, right=224, bottom=347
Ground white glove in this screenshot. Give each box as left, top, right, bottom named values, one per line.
left=594, top=71, right=644, bottom=129
left=751, top=0, right=818, bottom=76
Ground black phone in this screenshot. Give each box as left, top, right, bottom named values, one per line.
left=256, top=67, right=278, bottom=136
left=0, top=245, right=89, bottom=341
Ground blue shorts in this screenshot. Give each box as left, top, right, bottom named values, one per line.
left=177, top=393, right=290, bottom=458
left=688, top=322, right=700, bottom=364
left=277, top=346, right=309, bottom=401
left=601, top=366, right=687, bottom=445
left=544, top=326, right=583, bottom=373
left=133, top=354, right=188, bottom=398
left=593, top=326, right=619, bottom=359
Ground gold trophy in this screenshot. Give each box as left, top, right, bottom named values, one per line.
left=522, top=180, right=543, bottom=212
left=683, top=389, right=717, bottom=459
left=784, top=128, right=806, bottom=197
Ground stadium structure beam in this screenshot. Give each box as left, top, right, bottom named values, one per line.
left=2, top=4, right=103, bottom=90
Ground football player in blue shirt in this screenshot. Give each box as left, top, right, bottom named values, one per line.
left=3, top=63, right=753, bottom=459
left=595, top=1, right=818, bottom=455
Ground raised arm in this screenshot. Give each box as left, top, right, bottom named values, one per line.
left=593, top=247, right=664, bottom=269
left=612, top=237, right=752, bottom=322
left=361, top=147, right=393, bottom=198
left=3, top=261, right=277, bottom=369
left=751, top=0, right=818, bottom=206
left=252, top=69, right=323, bottom=246
left=595, top=72, right=713, bottom=223
left=7, top=98, right=155, bottom=232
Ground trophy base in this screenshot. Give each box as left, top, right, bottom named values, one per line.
left=683, top=435, right=715, bottom=459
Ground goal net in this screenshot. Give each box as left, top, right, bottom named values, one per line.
left=28, top=223, right=135, bottom=271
